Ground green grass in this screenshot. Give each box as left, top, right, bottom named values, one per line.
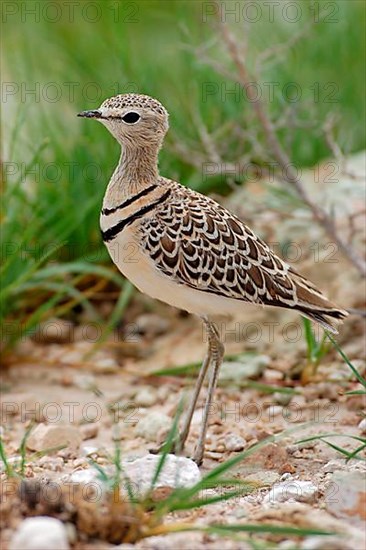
left=1, top=0, right=365, bottom=347
left=327, top=333, right=366, bottom=392
left=298, top=433, right=366, bottom=461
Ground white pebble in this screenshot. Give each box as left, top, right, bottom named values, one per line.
left=264, top=480, right=318, bottom=504
left=70, top=468, right=99, bottom=484
left=92, top=357, right=119, bottom=373
left=136, top=412, right=172, bottom=442
left=224, top=433, right=246, bottom=452
left=273, top=392, right=293, bottom=406
left=9, top=517, right=69, bottom=550
left=358, top=418, right=366, bottom=434
left=80, top=444, right=99, bottom=456
left=220, top=354, right=270, bottom=381
left=122, top=453, right=201, bottom=495
left=134, top=387, right=157, bottom=407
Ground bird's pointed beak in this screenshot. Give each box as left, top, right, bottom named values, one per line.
left=77, top=110, right=102, bottom=119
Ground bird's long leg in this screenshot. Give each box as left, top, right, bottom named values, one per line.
left=150, top=317, right=213, bottom=456
left=193, top=321, right=224, bottom=465
left=177, top=327, right=213, bottom=451
left=150, top=318, right=223, bottom=459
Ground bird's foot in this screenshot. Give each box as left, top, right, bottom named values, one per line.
left=149, top=436, right=183, bottom=457
left=149, top=439, right=204, bottom=466
left=192, top=445, right=204, bottom=466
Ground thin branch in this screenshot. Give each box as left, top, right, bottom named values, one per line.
left=255, top=21, right=315, bottom=75
left=323, top=114, right=365, bottom=181
left=192, top=110, right=222, bottom=164
left=346, top=210, right=366, bottom=247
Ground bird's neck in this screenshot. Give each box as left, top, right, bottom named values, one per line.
left=105, top=144, right=160, bottom=206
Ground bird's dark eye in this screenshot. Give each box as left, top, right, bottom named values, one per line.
left=122, top=112, right=140, bottom=124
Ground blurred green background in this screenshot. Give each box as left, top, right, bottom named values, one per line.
left=1, top=0, right=365, bottom=349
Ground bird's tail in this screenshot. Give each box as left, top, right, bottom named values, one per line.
left=289, top=268, right=348, bottom=334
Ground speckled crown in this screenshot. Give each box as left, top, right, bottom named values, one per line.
left=101, top=93, right=168, bottom=117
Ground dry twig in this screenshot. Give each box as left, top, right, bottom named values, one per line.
left=216, top=17, right=366, bottom=277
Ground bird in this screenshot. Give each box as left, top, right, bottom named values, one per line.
left=78, top=93, right=348, bottom=465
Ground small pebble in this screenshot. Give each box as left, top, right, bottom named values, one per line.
left=287, top=440, right=316, bottom=454
left=279, top=463, right=296, bottom=475
left=135, top=313, right=169, bottom=337
left=301, top=536, right=352, bottom=550
left=73, top=457, right=88, bottom=468
left=267, top=405, right=283, bottom=417
left=220, top=354, right=270, bottom=381
left=224, top=433, right=246, bottom=452
left=265, top=369, right=284, bottom=382
left=204, top=451, right=223, bottom=461
left=134, top=387, right=158, bottom=407
left=358, top=418, right=366, bottom=434
left=96, top=456, right=108, bottom=465
left=264, top=480, right=318, bottom=504
left=92, top=357, right=119, bottom=374
left=80, top=423, right=99, bottom=440
left=255, top=428, right=273, bottom=440
left=273, top=392, right=293, bottom=406
left=322, top=459, right=346, bottom=473
left=136, top=411, right=172, bottom=442
left=80, top=444, right=99, bottom=456
left=56, top=448, right=78, bottom=460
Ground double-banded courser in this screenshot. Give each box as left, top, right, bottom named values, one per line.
left=78, top=94, right=347, bottom=464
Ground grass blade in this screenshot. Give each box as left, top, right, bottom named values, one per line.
left=327, top=333, right=366, bottom=388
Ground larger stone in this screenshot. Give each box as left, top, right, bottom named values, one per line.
left=220, top=354, right=270, bottom=381
left=135, top=411, right=172, bottom=442
left=264, top=480, right=318, bottom=504
left=122, top=454, right=201, bottom=495
left=325, top=471, right=366, bottom=524
left=68, top=454, right=201, bottom=498
left=9, top=517, right=69, bottom=550
left=27, top=423, right=81, bottom=452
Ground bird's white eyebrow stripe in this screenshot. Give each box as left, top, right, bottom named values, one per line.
left=101, top=189, right=171, bottom=242
left=101, top=184, right=158, bottom=215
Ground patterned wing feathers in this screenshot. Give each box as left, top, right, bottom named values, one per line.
left=139, top=183, right=347, bottom=333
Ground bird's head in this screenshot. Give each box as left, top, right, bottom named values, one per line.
left=78, top=93, right=169, bottom=148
